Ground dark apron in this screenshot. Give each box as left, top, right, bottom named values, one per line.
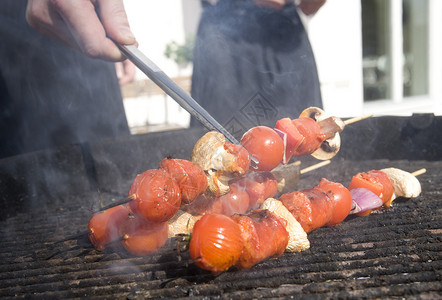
left=191, top=0, right=322, bottom=139
left=0, top=0, right=129, bottom=159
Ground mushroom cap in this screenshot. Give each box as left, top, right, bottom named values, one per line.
left=261, top=198, right=310, bottom=252
left=300, top=107, right=342, bottom=161
left=168, top=210, right=200, bottom=237
left=380, top=167, right=422, bottom=199
left=300, top=107, right=327, bottom=121
left=191, top=131, right=246, bottom=196
left=311, top=134, right=341, bottom=160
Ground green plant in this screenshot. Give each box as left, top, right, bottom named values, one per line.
left=164, top=35, right=195, bottom=67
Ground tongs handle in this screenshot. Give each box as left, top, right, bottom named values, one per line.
left=115, top=43, right=239, bottom=144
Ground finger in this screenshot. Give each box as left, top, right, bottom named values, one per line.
left=26, top=0, right=78, bottom=49
left=53, top=0, right=124, bottom=61
left=116, top=60, right=136, bottom=85
left=115, top=62, right=124, bottom=79
left=297, top=0, right=326, bottom=16
left=121, top=60, right=136, bottom=85
left=97, top=0, right=137, bottom=46
left=254, top=0, right=286, bottom=10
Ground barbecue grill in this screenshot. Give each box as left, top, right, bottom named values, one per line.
left=0, top=114, right=441, bottom=299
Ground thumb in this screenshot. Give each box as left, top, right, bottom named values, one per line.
left=98, top=0, right=137, bottom=45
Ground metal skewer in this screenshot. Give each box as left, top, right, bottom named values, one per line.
left=114, top=42, right=259, bottom=168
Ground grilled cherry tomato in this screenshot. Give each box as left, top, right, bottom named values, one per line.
left=240, top=126, right=284, bottom=172
left=88, top=204, right=131, bottom=251
left=291, top=117, right=326, bottom=156
left=159, top=158, right=208, bottom=204
left=317, top=178, right=352, bottom=226
left=119, top=214, right=168, bottom=256
left=348, top=170, right=394, bottom=216
left=231, top=171, right=278, bottom=210
left=128, top=169, right=181, bottom=223
left=189, top=213, right=244, bottom=273
left=369, top=170, right=394, bottom=207
left=210, top=184, right=250, bottom=216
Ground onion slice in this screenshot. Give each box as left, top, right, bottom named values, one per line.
left=349, top=188, right=383, bottom=214
left=274, top=128, right=288, bottom=165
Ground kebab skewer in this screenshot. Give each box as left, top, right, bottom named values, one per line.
left=349, top=168, right=425, bottom=215
left=82, top=109, right=414, bottom=264
left=84, top=107, right=370, bottom=254
left=85, top=162, right=424, bottom=272
left=187, top=167, right=425, bottom=273
left=241, top=108, right=373, bottom=173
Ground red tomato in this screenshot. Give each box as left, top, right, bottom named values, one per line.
left=231, top=171, right=278, bottom=210
left=348, top=170, right=394, bottom=216
left=189, top=214, right=244, bottom=273
left=370, top=170, right=394, bottom=207
left=317, top=178, right=352, bottom=226
left=88, top=205, right=131, bottom=251
left=240, top=126, right=284, bottom=172
left=348, top=172, right=383, bottom=197
left=291, top=117, right=326, bottom=156
left=274, top=117, right=304, bottom=163
left=159, top=158, right=208, bottom=204
left=210, top=184, right=250, bottom=216
left=128, top=169, right=181, bottom=223
left=119, top=214, right=168, bottom=256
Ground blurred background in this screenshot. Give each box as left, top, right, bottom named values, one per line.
left=121, top=0, right=442, bottom=135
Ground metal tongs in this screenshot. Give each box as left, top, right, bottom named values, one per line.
left=115, top=43, right=259, bottom=168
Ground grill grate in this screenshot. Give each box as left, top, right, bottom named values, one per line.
left=1, top=115, right=442, bottom=299
left=0, top=159, right=440, bottom=299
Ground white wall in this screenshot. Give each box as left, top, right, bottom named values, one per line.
left=122, top=0, right=441, bottom=132
left=122, top=0, right=202, bottom=130
left=304, top=0, right=364, bottom=118
left=124, top=0, right=202, bottom=79
left=304, top=0, right=441, bottom=117
left=122, top=0, right=366, bottom=130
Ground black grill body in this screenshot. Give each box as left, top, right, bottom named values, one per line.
left=0, top=115, right=441, bottom=299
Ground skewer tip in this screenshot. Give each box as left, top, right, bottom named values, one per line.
left=343, top=113, right=374, bottom=126
left=411, top=168, right=426, bottom=177
left=300, top=160, right=331, bottom=175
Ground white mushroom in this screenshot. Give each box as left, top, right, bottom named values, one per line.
left=300, top=107, right=328, bottom=122
left=191, top=131, right=248, bottom=196
left=192, top=131, right=246, bottom=173
left=191, top=131, right=247, bottom=197
left=168, top=210, right=200, bottom=237
left=205, top=170, right=231, bottom=196
left=380, top=168, right=422, bottom=200
left=310, top=135, right=341, bottom=161
left=260, top=198, right=310, bottom=252
left=300, top=107, right=345, bottom=161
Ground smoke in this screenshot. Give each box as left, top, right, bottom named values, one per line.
left=0, top=1, right=130, bottom=160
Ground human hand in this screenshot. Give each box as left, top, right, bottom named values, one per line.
left=253, top=0, right=292, bottom=11
left=297, top=0, right=326, bottom=16
left=26, top=0, right=137, bottom=61
left=115, top=60, right=136, bottom=85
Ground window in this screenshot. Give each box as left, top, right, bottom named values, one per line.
left=403, top=0, right=429, bottom=97
left=361, top=0, right=429, bottom=102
